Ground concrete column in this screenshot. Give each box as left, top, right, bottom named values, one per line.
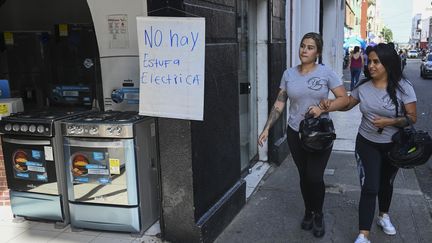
left=159, top=118, right=246, bottom=242
left=257, top=0, right=269, bottom=161
left=291, top=0, right=320, bottom=66
left=322, top=0, right=345, bottom=76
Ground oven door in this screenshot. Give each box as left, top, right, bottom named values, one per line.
left=1, top=136, right=59, bottom=195
left=63, top=137, right=138, bottom=206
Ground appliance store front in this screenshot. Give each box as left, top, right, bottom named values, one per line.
left=0, top=0, right=287, bottom=241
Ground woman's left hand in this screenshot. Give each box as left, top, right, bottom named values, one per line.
left=372, top=116, right=393, bottom=128
left=308, top=105, right=323, bottom=118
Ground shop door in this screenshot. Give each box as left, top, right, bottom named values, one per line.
left=237, top=0, right=258, bottom=172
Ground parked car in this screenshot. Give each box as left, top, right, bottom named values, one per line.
left=420, top=54, right=432, bottom=78
left=408, top=50, right=418, bottom=58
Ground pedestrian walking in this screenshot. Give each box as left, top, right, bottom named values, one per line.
left=349, top=46, right=364, bottom=90
left=258, top=32, right=349, bottom=238
left=399, top=50, right=406, bottom=71
left=320, top=43, right=417, bottom=243
left=363, top=46, right=372, bottom=77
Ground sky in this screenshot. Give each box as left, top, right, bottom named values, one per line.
left=379, top=0, right=413, bottom=43
left=380, top=0, right=432, bottom=43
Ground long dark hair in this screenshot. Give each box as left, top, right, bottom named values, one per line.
left=356, top=43, right=405, bottom=116
left=353, top=46, right=360, bottom=54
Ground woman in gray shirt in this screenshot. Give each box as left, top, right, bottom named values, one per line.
left=258, top=32, right=349, bottom=238
left=321, top=43, right=417, bottom=243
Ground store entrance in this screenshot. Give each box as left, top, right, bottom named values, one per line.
left=237, top=0, right=258, bottom=172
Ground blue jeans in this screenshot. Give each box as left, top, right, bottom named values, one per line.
left=350, top=67, right=362, bottom=90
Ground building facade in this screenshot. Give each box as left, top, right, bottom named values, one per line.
left=345, top=0, right=361, bottom=38
left=420, top=17, right=430, bottom=49
left=411, top=13, right=422, bottom=48
left=0, top=0, right=345, bottom=241
left=360, top=0, right=368, bottom=39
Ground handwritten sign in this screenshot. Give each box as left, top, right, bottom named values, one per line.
left=137, top=17, right=205, bottom=120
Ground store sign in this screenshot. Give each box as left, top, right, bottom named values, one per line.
left=137, top=17, right=205, bottom=121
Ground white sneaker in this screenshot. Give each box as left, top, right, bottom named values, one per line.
left=354, top=233, right=371, bottom=243
left=377, top=213, right=397, bottom=235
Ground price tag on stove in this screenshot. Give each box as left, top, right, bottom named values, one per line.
left=109, top=159, right=120, bottom=174
left=44, top=146, right=54, bottom=161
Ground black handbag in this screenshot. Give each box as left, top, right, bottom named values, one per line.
left=299, top=113, right=336, bottom=153
left=388, top=103, right=432, bottom=169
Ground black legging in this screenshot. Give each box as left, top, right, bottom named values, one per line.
left=286, top=125, right=332, bottom=214
left=355, top=134, right=399, bottom=231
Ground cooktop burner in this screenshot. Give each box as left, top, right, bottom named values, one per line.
left=61, top=111, right=150, bottom=138
left=0, top=109, right=93, bottom=137
left=5, top=110, right=87, bottom=122
left=66, top=111, right=143, bottom=123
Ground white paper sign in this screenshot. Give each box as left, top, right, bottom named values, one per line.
left=44, top=146, right=54, bottom=161
left=137, top=17, right=205, bottom=121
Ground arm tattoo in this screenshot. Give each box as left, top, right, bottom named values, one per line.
left=277, top=91, right=288, bottom=102
left=263, top=91, right=287, bottom=131
left=394, top=116, right=409, bottom=128
left=264, top=106, right=282, bottom=130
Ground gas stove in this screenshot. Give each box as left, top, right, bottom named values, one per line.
left=0, top=109, right=93, bottom=227
left=61, top=112, right=158, bottom=233
left=61, top=111, right=148, bottom=138
left=0, top=110, right=91, bottom=137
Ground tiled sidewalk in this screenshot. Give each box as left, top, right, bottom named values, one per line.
left=0, top=159, right=272, bottom=243
left=0, top=207, right=162, bottom=243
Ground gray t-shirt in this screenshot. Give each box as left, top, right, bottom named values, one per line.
left=279, top=64, right=343, bottom=131
left=351, top=79, right=417, bottom=143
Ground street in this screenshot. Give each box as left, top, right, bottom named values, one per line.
left=403, top=58, right=431, bottom=138
left=403, top=58, right=432, bottom=209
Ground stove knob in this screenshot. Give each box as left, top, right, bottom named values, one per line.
left=12, top=124, right=20, bottom=131
left=20, top=124, right=28, bottom=132
left=29, top=125, right=36, bottom=133
left=37, top=125, right=44, bottom=133
left=4, top=124, right=12, bottom=131
left=115, top=126, right=122, bottom=135
left=76, top=125, right=84, bottom=134
left=89, top=126, right=99, bottom=135
left=67, top=125, right=76, bottom=134
left=106, top=126, right=113, bottom=134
